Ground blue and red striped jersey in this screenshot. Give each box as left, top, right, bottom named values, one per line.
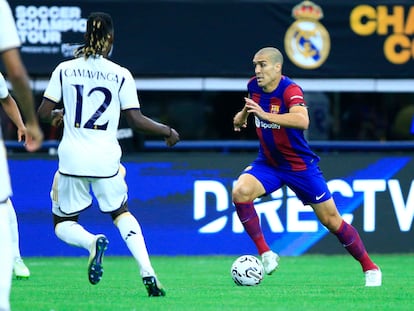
left=248, top=75, right=320, bottom=171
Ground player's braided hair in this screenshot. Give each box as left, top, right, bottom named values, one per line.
left=74, top=12, right=113, bottom=59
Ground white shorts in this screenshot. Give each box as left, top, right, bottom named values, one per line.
left=51, top=169, right=128, bottom=216
left=0, top=142, right=12, bottom=202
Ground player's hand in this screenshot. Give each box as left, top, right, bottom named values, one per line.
left=51, top=109, right=64, bottom=127
left=164, top=127, right=180, bottom=147
left=233, top=111, right=248, bottom=131
left=244, top=97, right=267, bottom=120
left=23, top=122, right=44, bottom=152
left=16, top=126, right=26, bottom=143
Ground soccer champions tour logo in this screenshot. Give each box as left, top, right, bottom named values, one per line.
left=350, top=4, right=414, bottom=65
left=13, top=5, right=86, bottom=56
left=284, top=1, right=331, bottom=70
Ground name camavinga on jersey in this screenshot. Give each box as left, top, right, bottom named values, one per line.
left=62, top=68, right=120, bottom=82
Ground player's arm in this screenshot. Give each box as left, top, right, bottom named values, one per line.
left=233, top=94, right=250, bottom=131
left=245, top=97, right=309, bottom=130
left=1, top=48, right=43, bottom=151
left=0, top=94, right=26, bottom=142
left=1, top=50, right=36, bottom=124
left=123, top=108, right=179, bottom=147
left=244, top=84, right=309, bottom=130
left=37, top=97, right=63, bottom=126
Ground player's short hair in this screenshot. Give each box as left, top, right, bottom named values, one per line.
left=256, top=47, right=284, bottom=65
left=74, top=12, right=114, bottom=59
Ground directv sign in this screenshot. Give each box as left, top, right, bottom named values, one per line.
left=8, top=153, right=414, bottom=257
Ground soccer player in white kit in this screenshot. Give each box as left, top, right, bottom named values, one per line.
left=0, top=0, right=43, bottom=294
left=38, top=12, right=179, bottom=297
left=0, top=71, right=35, bottom=310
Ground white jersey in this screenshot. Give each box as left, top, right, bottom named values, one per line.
left=0, top=72, right=9, bottom=139
left=0, top=0, right=17, bottom=202
left=0, top=72, right=12, bottom=201
left=43, top=56, right=140, bottom=177
left=0, top=0, right=21, bottom=52
left=0, top=72, right=9, bottom=99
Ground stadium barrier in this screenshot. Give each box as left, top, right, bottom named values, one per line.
left=6, top=139, right=414, bottom=152
left=5, top=140, right=414, bottom=256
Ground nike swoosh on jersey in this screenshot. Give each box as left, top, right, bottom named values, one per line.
left=315, top=192, right=326, bottom=200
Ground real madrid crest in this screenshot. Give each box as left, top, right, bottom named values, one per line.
left=284, top=1, right=330, bottom=69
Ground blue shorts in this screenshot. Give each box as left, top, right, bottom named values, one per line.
left=241, top=159, right=332, bottom=205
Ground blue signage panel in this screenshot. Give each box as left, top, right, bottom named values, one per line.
left=8, top=152, right=414, bottom=256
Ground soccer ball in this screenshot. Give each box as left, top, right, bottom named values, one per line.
left=230, top=255, right=264, bottom=286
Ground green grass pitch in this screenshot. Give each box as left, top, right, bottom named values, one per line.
left=10, top=254, right=414, bottom=311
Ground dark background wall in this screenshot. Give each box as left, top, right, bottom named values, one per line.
left=4, top=0, right=414, bottom=78
left=2, top=1, right=414, bottom=144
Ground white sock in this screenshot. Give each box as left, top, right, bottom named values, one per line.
left=7, top=199, right=21, bottom=260
left=115, top=213, right=155, bottom=277
left=0, top=202, right=13, bottom=311
left=55, top=220, right=96, bottom=251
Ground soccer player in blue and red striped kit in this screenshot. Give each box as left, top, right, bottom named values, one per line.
left=232, top=47, right=381, bottom=286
